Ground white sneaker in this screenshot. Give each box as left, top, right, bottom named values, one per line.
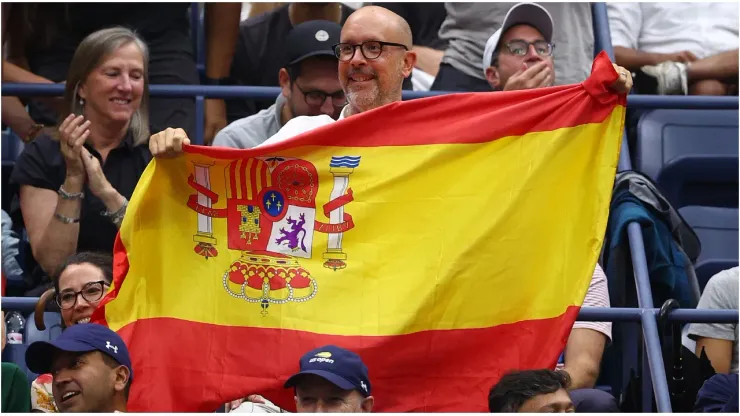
left=640, top=61, right=688, bottom=95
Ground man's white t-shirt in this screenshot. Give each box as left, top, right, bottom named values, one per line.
left=258, top=106, right=349, bottom=148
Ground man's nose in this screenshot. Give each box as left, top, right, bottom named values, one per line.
left=320, top=97, right=336, bottom=116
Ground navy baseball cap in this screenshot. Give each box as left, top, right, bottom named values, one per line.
left=25, top=323, right=133, bottom=379
left=284, top=345, right=371, bottom=397
left=285, top=20, right=342, bottom=66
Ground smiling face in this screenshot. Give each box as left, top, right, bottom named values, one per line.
left=57, top=263, right=110, bottom=327
left=338, top=6, right=415, bottom=116
left=78, top=41, right=145, bottom=126
left=51, top=350, right=127, bottom=413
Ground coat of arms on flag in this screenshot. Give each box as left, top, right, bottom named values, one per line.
left=185, top=155, right=360, bottom=314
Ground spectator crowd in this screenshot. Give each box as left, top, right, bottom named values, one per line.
left=1, top=1, right=738, bottom=413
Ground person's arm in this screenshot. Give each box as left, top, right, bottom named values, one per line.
left=20, top=179, right=83, bottom=275
left=561, top=328, right=607, bottom=389
left=688, top=269, right=738, bottom=374
left=1, top=96, right=41, bottom=140
left=203, top=2, right=242, bottom=145
left=695, top=339, right=733, bottom=374
left=412, top=46, right=444, bottom=77
left=614, top=47, right=698, bottom=71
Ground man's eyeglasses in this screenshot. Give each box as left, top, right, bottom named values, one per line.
left=294, top=82, right=347, bottom=108
left=55, top=281, right=109, bottom=310
left=503, top=40, right=555, bottom=57
left=333, top=41, right=408, bottom=62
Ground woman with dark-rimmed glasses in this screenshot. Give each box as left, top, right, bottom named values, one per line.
left=30, top=251, right=113, bottom=413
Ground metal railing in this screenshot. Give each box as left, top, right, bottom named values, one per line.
left=1, top=4, right=738, bottom=413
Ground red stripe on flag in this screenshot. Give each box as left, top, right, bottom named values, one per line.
left=187, top=53, right=623, bottom=159
left=117, top=307, right=579, bottom=413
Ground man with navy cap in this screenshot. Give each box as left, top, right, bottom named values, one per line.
left=25, top=323, right=132, bottom=413
left=214, top=20, right=345, bottom=149
left=285, top=345, right=374, bottom=413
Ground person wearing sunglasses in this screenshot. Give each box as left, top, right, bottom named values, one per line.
left=482, top=3, right=632, bottom=94
left=214, top=20, right=345, bottom=149
left=29, top=252, right=113, bottom=413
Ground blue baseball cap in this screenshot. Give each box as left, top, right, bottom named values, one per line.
left=25, top=323, right=133, bottom=379
left=284, top=345, right=371, bottom=397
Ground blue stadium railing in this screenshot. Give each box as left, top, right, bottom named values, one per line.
left=2, top=3, right=739, bottom=412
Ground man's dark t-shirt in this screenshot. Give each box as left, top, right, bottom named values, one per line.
left=226, top=4, right=354, bottom=123
left=375, top=3, right=448, bottom=50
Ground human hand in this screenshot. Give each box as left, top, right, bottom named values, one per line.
left=660, top=50, right=698, bottom=64
left=59, top=114, right=90, bottom=179
left=149, top=127, right=191, bottom=158
left=79, top=147, right=114, bottom=199
left=204, top=98, right=228, bottom=146
left=503, top=61, right=554, bottom=91
left=610, top=64, right=634, bottom=94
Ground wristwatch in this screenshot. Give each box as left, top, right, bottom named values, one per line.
left=23, top=124, right=44, bottom=143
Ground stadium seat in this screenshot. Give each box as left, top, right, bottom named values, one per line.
left=635, top=110, right=739, bottom=209
left=679, top=206, right=739, bottom=290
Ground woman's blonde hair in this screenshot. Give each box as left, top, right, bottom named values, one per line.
left=61, top=27, right=150, bottom=146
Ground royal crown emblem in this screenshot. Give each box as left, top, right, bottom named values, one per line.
left=186, top=155, right=360, bottom=314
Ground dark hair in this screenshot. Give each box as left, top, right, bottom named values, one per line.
left=488, top=369, right=571, bottom=412
left=285, top=55, right=338, bottom=85
left=53, top=252, right=114, bottom=294
left=490, top=51, right=499, bottom=68
left=100, top=352, right=132, bottom=400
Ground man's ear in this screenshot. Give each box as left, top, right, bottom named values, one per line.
left=402, top=51, right=417, bottom=78
left=278, top=68, right=292, bottom=99
left=485, top=66, right=500, bottom=90
left=113, top=365, right=130, bottom=393
left=361, top=395, right=374, bottom=413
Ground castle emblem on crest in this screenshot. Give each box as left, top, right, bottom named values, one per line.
left=186, top=156, right=361, bottom=315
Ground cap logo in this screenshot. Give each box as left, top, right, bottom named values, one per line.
left=360, top=380, right=368, bottom=392
left=309, top=351, right=334, bottom=364
left=105, top=341, right=118, bottom=354
left=315, top=30, right=329, bottom=42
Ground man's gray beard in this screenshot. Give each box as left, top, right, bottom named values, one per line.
left=346, top=86, right=380, bottom=114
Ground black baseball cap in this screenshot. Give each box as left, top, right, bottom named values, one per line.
left=285, top=345, right=371, bottom=397
left=25, top=323, right=133, bottom=379
left=285, top=20, right=342, bottom=66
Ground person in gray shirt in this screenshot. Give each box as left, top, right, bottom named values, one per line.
left=432, top=2, right=594, bottom=92
left=214, top=20, right=346, bottom=149
left=688, top=267, right=739, bottom=375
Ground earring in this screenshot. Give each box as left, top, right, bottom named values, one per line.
left=79, top=98, right=85, bottom=106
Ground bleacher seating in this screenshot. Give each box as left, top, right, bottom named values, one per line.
left=678, top=206, right=739, bottom=290
left=635, top=109, right=739, bottom=209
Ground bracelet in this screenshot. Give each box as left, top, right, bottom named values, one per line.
left=53, top=212, right=80, bottom=224
left=101, top=198, right=128, bottom=227
left=58, top=186, right=84, bottom=200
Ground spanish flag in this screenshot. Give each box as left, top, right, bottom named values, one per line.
left=93, top=52, right=625, bottom=412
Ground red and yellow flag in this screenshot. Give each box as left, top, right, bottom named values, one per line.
left=93, top=53, right=625, bottom=412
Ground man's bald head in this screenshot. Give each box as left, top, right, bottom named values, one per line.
left=342, top=6, right=412, bottom=48
left=338, top=6, right=416, bottom=116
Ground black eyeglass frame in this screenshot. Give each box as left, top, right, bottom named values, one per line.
left=55, top=280, right=110, bottom=310
left=293, top=82, right=347, bottom=108
left=332, top=41, right=409, bottom=62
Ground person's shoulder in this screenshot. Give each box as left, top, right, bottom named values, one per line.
left=215, top=104, right=279, bottom=148
left=705, top=267, right=739, bottom=295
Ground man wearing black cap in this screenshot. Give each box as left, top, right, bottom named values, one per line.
left=25, top=323, right=132, bottom=413
left=285, top=345, right=374, bottom=413
left=214, top=20, right=345, bottom=149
